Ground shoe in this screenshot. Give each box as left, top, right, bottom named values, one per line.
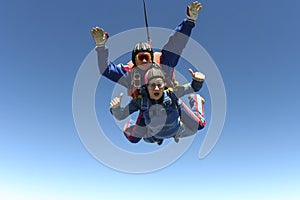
left=173, top=135, right=180, bottom=143
left=174, top=135, right=179, bottom=143
left=156, top=139, right=163, bottom=145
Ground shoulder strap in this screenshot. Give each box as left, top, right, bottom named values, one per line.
left=165, top=89, right=181, bottom=115
left=139, top=86, right=149, bottom=111
left=163, top=90, right=172, bottom=106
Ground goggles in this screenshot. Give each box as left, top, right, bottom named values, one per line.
left=147, top=81, right=165, bottom=89
left=135, top=52, right=152, bottom=62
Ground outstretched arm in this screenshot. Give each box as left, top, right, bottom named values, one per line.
left=160, top=1, right=202, bottom=71
left=173, top=68, right=205, bottom=98
left=91, top=27, right=131, bottom=88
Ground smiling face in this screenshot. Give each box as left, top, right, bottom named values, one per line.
left=147, top=78, right=165, bottom=100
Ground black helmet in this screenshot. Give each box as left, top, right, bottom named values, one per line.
left=131, top=42, right=154, bottom=66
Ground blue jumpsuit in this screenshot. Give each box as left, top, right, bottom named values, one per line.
left=110, top=80, right=205, bottom=144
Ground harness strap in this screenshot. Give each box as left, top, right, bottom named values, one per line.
left=139, top=88, right=178, bottom=113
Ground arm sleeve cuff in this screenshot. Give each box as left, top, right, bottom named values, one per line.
left=191, top=80, right=203, bottom=92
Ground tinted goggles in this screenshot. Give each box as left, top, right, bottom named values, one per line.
left=135, top=52, right=152, bottom=62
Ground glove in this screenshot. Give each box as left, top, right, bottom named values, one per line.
left=110, top=93, right=123, bottom=109
left=91, top=27, right=109, bottom=47
left=186, top=1, right=202, bottom=21
left=188, top=68, right=205, bottom=82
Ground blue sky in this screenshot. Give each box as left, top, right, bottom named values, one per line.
left=1, top=0, right=300, bottom=199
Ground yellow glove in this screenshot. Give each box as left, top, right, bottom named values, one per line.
left=90, top=27, right=109, bottom=47
left=188, top=68, right=205, bottom=82
left=186, top=1, right=202, bottom=21
left=110, top=93, right=123, bottom=109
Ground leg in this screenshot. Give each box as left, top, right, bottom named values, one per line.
left=180, top=94, right=206, bottom=132
left=174, top=94, right=205, bottom=142
left=123, top=112, right=147, bottom=143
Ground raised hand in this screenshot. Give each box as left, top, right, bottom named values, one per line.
left=91, top=27, right=109, bottom=47
left=110, top=93, right=123, bottom=109
left=186, top=1, right=202, bottom=21
left=189, top=68, right=205, bottom=82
